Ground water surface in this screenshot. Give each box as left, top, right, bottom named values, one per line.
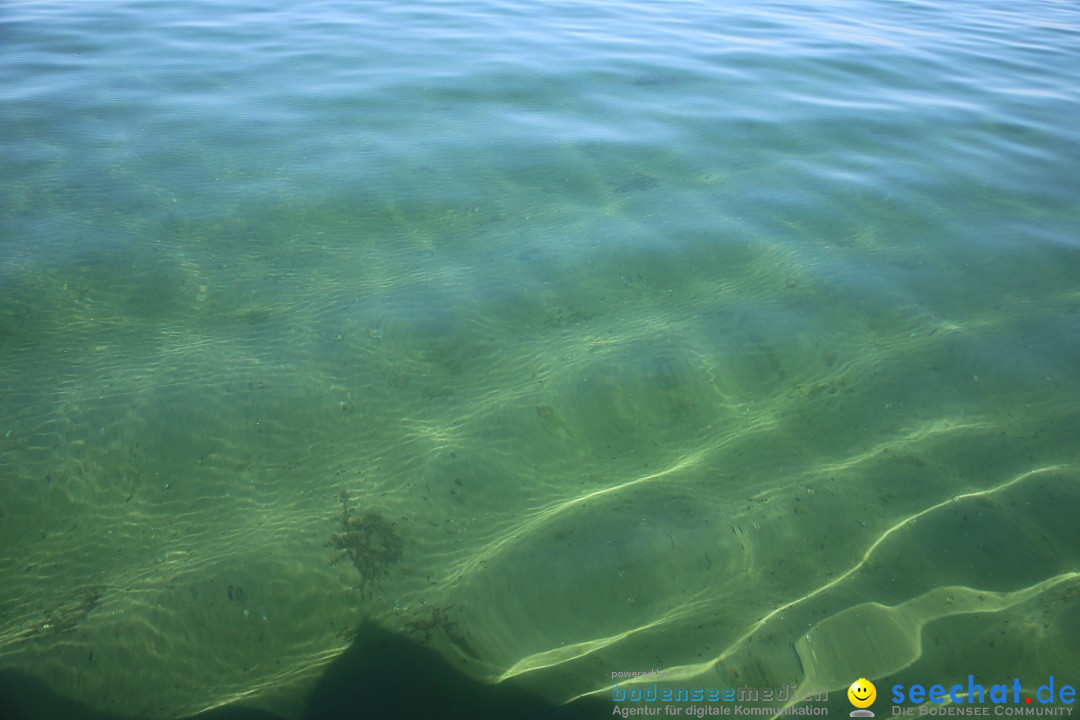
left=2, top=0, right=1079, bottom=716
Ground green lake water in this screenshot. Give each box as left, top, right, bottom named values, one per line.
left=1, top=0, right=1079, bottom=717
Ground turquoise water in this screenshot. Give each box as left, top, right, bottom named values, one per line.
left=2, top=0, right=1079, bottom=717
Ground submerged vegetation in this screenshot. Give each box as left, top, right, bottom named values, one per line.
left=404, top=604, right=481, bottom=661
left=15, top=585, right=105, bottom=644
left=330, top=489, right=404, bottom=594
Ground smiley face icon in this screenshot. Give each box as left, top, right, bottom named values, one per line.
left=848, top=678, right=877, bottom=711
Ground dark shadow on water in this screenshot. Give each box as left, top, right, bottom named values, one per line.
left=0, top=622, right=607, bottom=720
left=301, top=622, right=607, bottom=720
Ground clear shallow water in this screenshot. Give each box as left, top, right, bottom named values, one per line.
left=2, top=0, right=1079, bottom=717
